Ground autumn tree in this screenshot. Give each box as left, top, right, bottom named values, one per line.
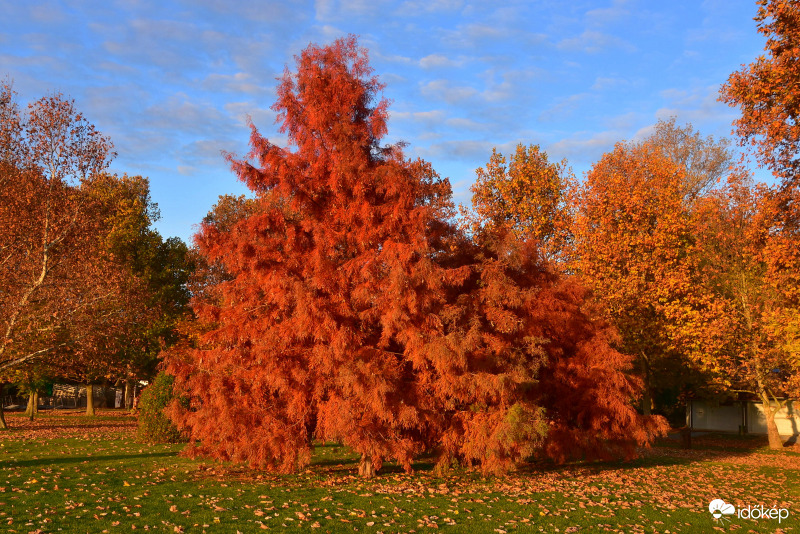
left=0, top=84, right=187, bottom=421
left=167, top=37, right=459, bottom=475
left=83, top=174, right=192, bottom=410
left=0, top=83, right=120, bottom=377
left=571, top=140, right=708, bottom=416
left=36, top=173, right=193, bottom=416
left=562, top=120, right=750, bottom=420
left=692, top=176, right=798, bottom=448
left=434, top=225, right=667, bottom=469
left=721, top=0, right=800, bottom=186
left=468, top=144, right=575, bottom=263
left=646, top=118, right=732, bottom=200
left=721, top=0, right=800, bottom=358
left=167, top=37, right=666, bottom=476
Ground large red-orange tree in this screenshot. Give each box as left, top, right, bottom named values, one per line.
left=167, top=37, right=459, bottom=475
left=167, top=37, right=666, bottom=475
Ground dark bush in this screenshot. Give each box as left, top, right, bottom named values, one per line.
left=136, top=372, right=186, bottom=444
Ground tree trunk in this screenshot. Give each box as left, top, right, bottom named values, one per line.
left=33, top=391, right=39, bottom=415
left=756, top=375, right=784, bottom=449
left=25, top=392, right=35, bottom=421
left=763, top=400, right=784, bottom=449
left=640, top=354, right=652, bottom=416
left=85, top=384, right=95, bottom=417
left=98, top=386, right=107, bottom=408
left=124, top=379, right=134, bottom=410
left=358, top=455, right=376, bottom=478
left=0, top=383, right=7, bottom=430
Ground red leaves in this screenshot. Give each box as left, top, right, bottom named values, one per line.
left=167, top=38, right=666, bottom=476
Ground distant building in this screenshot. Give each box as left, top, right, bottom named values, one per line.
left=687, top=399, right=799, bottom=436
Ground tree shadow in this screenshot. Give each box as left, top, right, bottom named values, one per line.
left=5, top=422, right=136, bottom=431
left=311, top=456, right=359, bottom=468
left=4, top=451, right=178, bottom=469
left=516, top=435, right=771, bottom=476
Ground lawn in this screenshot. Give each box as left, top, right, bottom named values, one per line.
left=0, top=410, right=797, bottom=533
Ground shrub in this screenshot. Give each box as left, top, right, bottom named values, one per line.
left=136, top=372, right=186, bottom=444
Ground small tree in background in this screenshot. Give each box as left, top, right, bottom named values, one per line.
left=469, top=144, right=575, bottom=264
left=137, top=372, right=186, bottom=444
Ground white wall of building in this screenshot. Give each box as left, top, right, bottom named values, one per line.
left=688, top=400, right=799, bottom=436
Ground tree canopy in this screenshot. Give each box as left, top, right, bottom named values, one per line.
left=166, top=36, right=667, bottom=476
left=721, top=0, right=800, bottom=186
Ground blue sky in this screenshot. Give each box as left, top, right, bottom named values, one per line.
left=2, top=0, right=767, bottom=243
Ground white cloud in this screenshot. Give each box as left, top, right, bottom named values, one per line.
left=224, top=101, right=277, bottom=130
left=557, top=30, right=636, bottom=54
left=445, top=117, right=483, bottom=130
left=419, top=54, right=462, bottom=69
left=591, top=76, right=630, bottom=91
left=655, top=84, right=733, bottom=125
left=548, top=129, right=624, bottom=164
left=203, top=72, right=264, bottom=95
left=538, top=93, right=590, bottom=122
left=421, top=79, right=479, bottom=104
left=419, top=139, right=519, bottom=162
left=585, top=0, right=630, bottom=26
left=396, top=0, right=464, bottom=14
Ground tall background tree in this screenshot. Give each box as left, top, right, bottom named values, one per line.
left=693, top=176, right=798, bottom=448
left=472, top=121, right=739, bottom=421
left=0, top=82, right=192, bottom=421
left=0, top=83, right=117, bottom=374
left=720, top=0, right=800, bottom=445
left=569, top=139, right=703, bottom=417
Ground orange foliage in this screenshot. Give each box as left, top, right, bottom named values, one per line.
left=166, top=37, right=667, bottom=475
left=0, top=83, right=139, bottom=377
left=569, top=138, right=738, bottom=414
left=469, top=144, right=575, bottom=263
left=721, top=0, right=800, bottom=185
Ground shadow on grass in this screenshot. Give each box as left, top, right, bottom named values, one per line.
left=311, top=456, right=359, bottom=468
left=2, top=423, right=136, bottom=432
left=513, top=434, right=778, bottom=476
left=3, top=451, right=178, bottom=469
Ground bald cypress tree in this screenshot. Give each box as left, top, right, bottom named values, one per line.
left=167, top=36, right=666, bottom=476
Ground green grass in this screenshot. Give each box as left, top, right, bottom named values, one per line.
left=1, top=411, right=798, bottom=533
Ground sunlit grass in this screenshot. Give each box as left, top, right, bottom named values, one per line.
left=0, top=412, right=797, bottom=533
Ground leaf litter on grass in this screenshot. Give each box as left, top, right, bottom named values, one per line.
left=0, top=415, right=797, bottom=533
